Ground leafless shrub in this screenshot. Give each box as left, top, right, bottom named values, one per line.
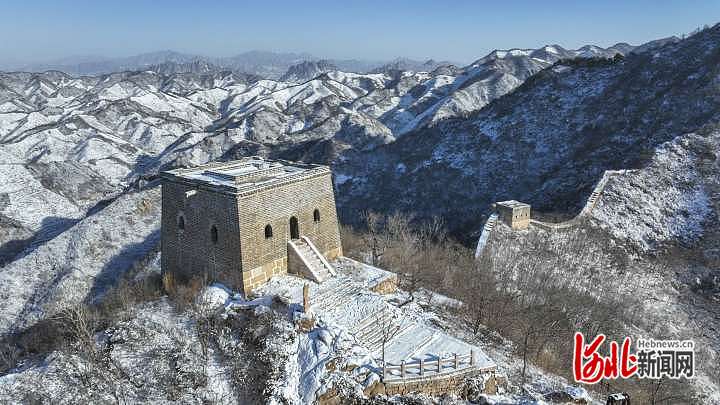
left=340, top=214, right=697, bottom=402
left=378, top=312, right=403, bottom=375
left=1, top=270, right=163, bottom=376
left=100, top=273, right=163, bottom=321
left=135, top=197, right=153, bottom=216
left=168, top=276, right=207, bottom=313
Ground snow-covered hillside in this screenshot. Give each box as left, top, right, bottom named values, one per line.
left=474, top=129, right=720, bottom=403
left=0, top=43, right=629, bottom=265
left=336, top=25, right=720, bottom=237
left=0, top=189, right=160, bottom=337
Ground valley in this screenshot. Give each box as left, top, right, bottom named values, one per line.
left=0, top=22, right=718, bottom=404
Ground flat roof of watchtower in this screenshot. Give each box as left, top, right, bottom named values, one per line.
left=496, top=200, right=530, bottom=209
left=160, top=157, right=330, bottom=194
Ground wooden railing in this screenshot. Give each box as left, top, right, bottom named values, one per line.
left=382, top=350, right=477, bottom=381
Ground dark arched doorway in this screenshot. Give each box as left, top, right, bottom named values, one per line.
left=289, top=216, right=299, bottom=240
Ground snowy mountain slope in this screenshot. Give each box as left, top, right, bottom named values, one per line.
left=0, top=188, right=160, bottom=337
left=143, top=60, right=232, bottom=75
left=369, top=57, right=457, bottom=74
left=0, top=70, right=240, bottom=263
left=0, top=297, right=293, bottom=404
left=0, top=43, right=631, bottom=264
left=336, top=25, right=720, bottom=238
left=476, top=130, right=720, bottom=402
left=279, top=60, right=338, bottom=82
left=591, top=133, right=718, bottom=253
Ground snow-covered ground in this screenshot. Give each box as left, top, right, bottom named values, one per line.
left=0, top=188, right=161, bottom=337
left=592, top=134, right=715, bottom=252
left=257, top=258, right=495, bottom=373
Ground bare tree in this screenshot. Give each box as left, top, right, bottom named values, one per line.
left=362, top=211, right=391, bottom=266
left=378, top=311, right=403, bottom=381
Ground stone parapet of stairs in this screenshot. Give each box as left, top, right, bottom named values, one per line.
left=288, top=238, right=336, bottom=283
left=474, top=213, right=498, bottom=259
left=530, top=169, right=634, bottom=231
left=301, top=236, right=336, bottom=276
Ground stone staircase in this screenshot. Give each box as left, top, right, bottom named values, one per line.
left=310, top=282, right=362, bottom=312
left=289, top=237, right=336, bottom=283
left=349, top=308, right=413, bottom=354
left=579, top=172, right=612, bottom=216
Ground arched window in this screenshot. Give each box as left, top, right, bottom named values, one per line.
left=264, top=224, right=273, bottom=239
left=313, top=209, right=321, bottom=223
left=178, top=215, right=185, bottom=230
left=289, top=216, right=299, bottom=239
left=211, top=225, right=218, bottom=244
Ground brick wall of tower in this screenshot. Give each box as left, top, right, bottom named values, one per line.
left=512, top=206, right=531, bottom=230
left=496, top=205, right=531, bottom=230
left=237, top=172, right=342, bottom=293
left=161, top=181, right=243, bottom=287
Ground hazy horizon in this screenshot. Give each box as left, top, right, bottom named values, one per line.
left=2, top=0, right=719, bottom=67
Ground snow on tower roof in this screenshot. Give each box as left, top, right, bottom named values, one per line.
left=160, top=156, right=330, bottom=194
left=496, top=200, right=530, bottom=209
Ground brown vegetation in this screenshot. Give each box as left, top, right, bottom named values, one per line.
left=341, top=212, right=697, bottom=404
left=0, top=269, right=162, bottom=375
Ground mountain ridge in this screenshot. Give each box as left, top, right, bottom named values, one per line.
left=6, top=43, right=637, bottom=79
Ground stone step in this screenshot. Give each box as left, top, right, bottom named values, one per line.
left=349, top=309, right=389, bottom=334
left=353, top=313, right=395, bottom=337
left=357, top=325, right=397, bottom=346
left=358, top=321, right=416, bottom=354
left=291, top=240, right=336, bottom=284
left=311, top=284, right=361, bottom=311
left=313, top=291, right=356, bottom=310
left=311, top=282, right=357, bottom=303
left=296, top=244, right=332, bottom=275
left=356, top=318, right=406, bottom=344
left=298, top=248, right=314, bottom=256
left=315, top=292, right=359, bottom=312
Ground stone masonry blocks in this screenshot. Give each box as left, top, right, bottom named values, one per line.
left=161, top=158, right=343, bottom=295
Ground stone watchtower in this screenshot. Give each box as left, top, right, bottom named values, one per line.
left=160, top=157, right=343, bottom=295
left=493, top=200, right=531, bottom=230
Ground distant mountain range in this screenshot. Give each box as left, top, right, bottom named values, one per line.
left=1, top=25, right=719, bottom=402
left=2, top=39, right=672, bottom=80
left=2, top=50, right=384, bottom=79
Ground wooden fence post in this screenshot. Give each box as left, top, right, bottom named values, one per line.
left=470, top=349, right=475, bottom=365
left=419, top=358, right=424, bottom=376
left=401, top=361, right=406, bottom=378
left=303, top=283, right=310, bottom=313
left=454, top=353, right=459, bottom=369
left=437, top=356, right=442, bottom=372
left=382, top=363, right=386, bottom=381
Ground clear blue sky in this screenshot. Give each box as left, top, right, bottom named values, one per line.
left=2, top=0, right=718, bottom=64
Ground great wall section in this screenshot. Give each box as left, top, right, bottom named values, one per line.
left=475, top=170, right=635, bottom=258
